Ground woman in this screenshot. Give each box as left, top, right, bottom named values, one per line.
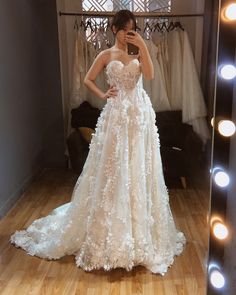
left=10, top=9, right=186, bottom=276
left=83, top=10, right=154, bottom=99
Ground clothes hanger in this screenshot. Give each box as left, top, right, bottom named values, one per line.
left=167, top=19, right=175, bottom=32
left=169, top=17, right=185, bottom=31
left=79, top=17, right=86, bottom=31
left=160, top=20, right=168, bottom=32
left=143, top=21, right=153, bottom=34
left=174, top=21, right=185, bottom=31
left=84, top=19, right=93, bottom=32
left=153, top=21, right=162, bottom=32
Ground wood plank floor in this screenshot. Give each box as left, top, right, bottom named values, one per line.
left=0, top=168, right=210, bottom=295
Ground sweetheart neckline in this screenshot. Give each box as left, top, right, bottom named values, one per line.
left=105, top=58, right=139, bottom=69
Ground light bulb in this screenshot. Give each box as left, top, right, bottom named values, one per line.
left=225, top=3, right=236, bottom=20
left=218, top=120, right=236, bottom=136
left=220, top=64, right=236, bottom=80
left=210, top=270, right=225, bottom=289
left=213, top=222, right=229, bottom=240
left=214, top=171, right=230, bottom=187
left=211, top=117, right=215, bottom=127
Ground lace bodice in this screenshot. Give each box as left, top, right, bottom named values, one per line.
left=105, top=58, right=142, bottom=91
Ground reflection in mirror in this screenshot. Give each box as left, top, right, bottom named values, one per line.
left=64, top=6, right=219, bottom=294
left=0, top=0, right=224, bottom=294
left=58, top=3, right=220, bottom=292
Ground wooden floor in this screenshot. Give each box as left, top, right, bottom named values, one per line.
left=0, top=168, right=210, bottom=295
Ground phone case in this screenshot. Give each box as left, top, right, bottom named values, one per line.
left=127, top=32, right=139, bottom=55
left=127, top=43, right=139, bottom=55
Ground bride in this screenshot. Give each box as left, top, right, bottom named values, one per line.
left=10, top=9, right=186, bottom=276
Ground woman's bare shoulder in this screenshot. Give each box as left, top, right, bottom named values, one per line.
left=97, top=48, right=117, bottom=57
left=95, top=48, right=117, bottom=66
left=94, top=49, right=110, bottom=63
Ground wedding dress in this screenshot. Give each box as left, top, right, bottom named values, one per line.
left=10, top=58, right=186, bottom=276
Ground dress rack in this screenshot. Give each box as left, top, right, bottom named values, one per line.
left=58, top=11, right=204, bottom=18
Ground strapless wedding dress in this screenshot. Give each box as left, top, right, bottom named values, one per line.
left=10, top=58, right=186, bottom=276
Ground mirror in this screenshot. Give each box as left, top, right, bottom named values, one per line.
left=60, top=2, right=219, bottom=292
left=2, top=0, right=232, bottom=294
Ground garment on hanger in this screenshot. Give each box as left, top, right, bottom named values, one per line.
left=93, top=35, right=110, bottom=110
left=167, top=28, right=183, bottom=109
left=70, top=26, right=87, bottom=109
left=66, top=27, right=90, bottom=144
left=152, top=31, right=171, bottom=101
left=157, top=26, right=210, bottom=144
left=105, top=24, right=115, bottom=45
left=161, top=33, right=170, bottom=99
left=181, top=30, right=210, bottom=144
left=143, top=39, right=171, bottom=111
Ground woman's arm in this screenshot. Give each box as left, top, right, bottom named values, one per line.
left=84, top=51, right=118, bottom=100
left=83, top=51, right=107, bottom=99
left=125, top=31, right=154, bottom=80
left=138, top=43, right=154, bottom=80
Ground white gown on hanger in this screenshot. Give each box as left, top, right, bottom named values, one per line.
left=69, top=26, right=87, bottom=110
left=167, top=29, right=183, bottom=110
left=143, top=39, right=171, bottom=112
left=10, top=58, right=186, bottom=276
left=181, top=30, right=210, bottom=144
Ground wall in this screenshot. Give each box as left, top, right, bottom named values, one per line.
left=36, top=1, right=66, bottom=168
left=0, top=0, right=65, bottom=218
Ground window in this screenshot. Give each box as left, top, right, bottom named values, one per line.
left=82, top=0, right=171, bottom=12
left=81, top=0, right=172, bottom=43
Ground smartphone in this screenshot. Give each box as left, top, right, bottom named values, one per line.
left=127, top=32, right=139, bottom=55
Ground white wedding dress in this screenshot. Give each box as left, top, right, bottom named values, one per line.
left=10, top=58, right=186, bottom=276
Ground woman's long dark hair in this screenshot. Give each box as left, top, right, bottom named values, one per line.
left=111, top=10, right=137, bottom=33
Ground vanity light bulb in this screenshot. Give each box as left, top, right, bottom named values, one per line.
left=220, top=64, right=236, bottom=80
left=210, top=270, right=225, bottom=289
left=225, top=3, right=236, bottom=20
left=214, top=171, right=230, bottom=187
left=218, top=120, right=236, bottom=136
left=213, top=222, right=228, bottom=240
left=211, top=117, right=215, bottom=127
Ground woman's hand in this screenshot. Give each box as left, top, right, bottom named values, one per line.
left=102, top=85, right=118, bottom=100
left=125, top=30, right=146, bottom=50
left=125, top=30, right=154, bottom=80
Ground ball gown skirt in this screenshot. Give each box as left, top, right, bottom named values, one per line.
left=10, top=58, right=186, bottom=276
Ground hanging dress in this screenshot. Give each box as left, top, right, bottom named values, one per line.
left=143, top=39, right=171, bottom=111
